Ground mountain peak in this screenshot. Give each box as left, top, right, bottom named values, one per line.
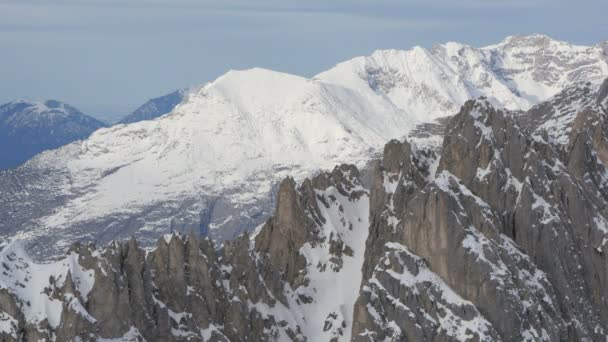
left=208, top=67, right=307, bottom=90
left=368, top=46, right=432, bottom=63
left=191, top=66, right=342, bottom=119
left=1, top=99, right=104, bottom=124
left=0, top=99, right=105, bottom=169
left=119, top=89, right=187, bottom=125
left=499, top=33, right=561, bottom=46
left=1, top=99, right=83, bottom=120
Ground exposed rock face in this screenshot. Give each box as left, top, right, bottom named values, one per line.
left=352, top=93, right=608, bottom=341
left=1, top=80, right=608, bottom=341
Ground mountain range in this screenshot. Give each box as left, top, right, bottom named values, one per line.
left=1, top=34, right=607, bottom=259
left=0, top=74, right=607, bottom=340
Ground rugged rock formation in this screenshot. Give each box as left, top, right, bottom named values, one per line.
left=0, top=165, right=371, bottom=341
left=352, top=93, right=608, bottom=341
left=1, top=80, right=608, bottom=341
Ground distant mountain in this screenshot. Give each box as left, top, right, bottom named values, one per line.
left=1, top=35, right=607, bottom=259
left=318, top=34, right=608, bottom=121
left=119, top=89, right=186, bottom=124
left=0, top=68, right=411, bottom=258
left=0, top=100, right=106, bottom=169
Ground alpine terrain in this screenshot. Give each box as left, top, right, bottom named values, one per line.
left=1, top=35, right=607, bottom=260
left=0, top=100, right=106, bottom=170
left=1, top=75, right=607, bottom=341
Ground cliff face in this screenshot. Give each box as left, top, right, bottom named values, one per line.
left=352, top=94, right=608, bottom=341
left=1, top=80, right=608, bottom=341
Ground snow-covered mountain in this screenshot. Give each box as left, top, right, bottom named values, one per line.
left=1, top=68, right=411, bottom=257
left=119, top=89, right=186, bottom=124
left=318, top=34, right=608, bottom=121
left=0, top=100, right=105, bottom=169
left=1, top=34, right=607, bottom=258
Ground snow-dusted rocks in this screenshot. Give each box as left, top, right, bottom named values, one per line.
left=0, top=241, right=97, bottom=341
left=350, top=97, right=608, bottom=341
left=525, top=78, right=608, bottom=146
left=0, top=100, right=105, bottom=169
left=0, top=163, right=372, bottom=341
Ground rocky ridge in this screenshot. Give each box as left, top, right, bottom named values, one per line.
left=1, top=79, right=607, bottom=341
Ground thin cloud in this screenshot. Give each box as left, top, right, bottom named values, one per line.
left=0, top=1, right=460, bottom=35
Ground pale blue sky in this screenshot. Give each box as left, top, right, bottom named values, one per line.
left=1, top=0, right=607, bottom=121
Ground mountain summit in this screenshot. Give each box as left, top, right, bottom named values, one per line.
left=119, top=89, right=187, bottom=125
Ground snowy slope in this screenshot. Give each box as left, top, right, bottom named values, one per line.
left=2, top=35, right=608, bottom=257
left=318, top=34, right=608, bottom=120
left=6, top=68, right=411, bottom=255
left=288, top=182, right=369, bottom=341
left=58, top=68, right=408, bottom=211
